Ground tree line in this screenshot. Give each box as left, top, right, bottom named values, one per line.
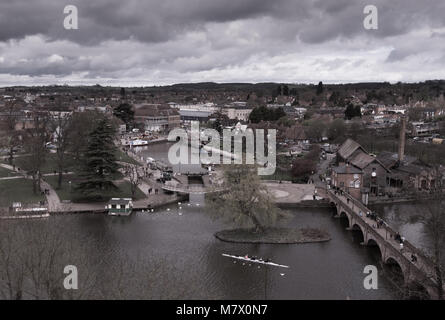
left=0, top=103, right=126, bottom=200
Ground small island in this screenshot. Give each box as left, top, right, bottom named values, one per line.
left=215, top=227, right=331, bottom=244
left=208, top=165, right=331, bottom=244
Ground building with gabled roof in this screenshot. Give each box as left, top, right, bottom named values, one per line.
left=335, top=138, right=391, bottom=197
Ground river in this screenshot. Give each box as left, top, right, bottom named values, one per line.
left=3, top=142, right=431, bottom=299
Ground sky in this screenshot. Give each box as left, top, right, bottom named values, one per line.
left=0, top=0, right=444, bottom=86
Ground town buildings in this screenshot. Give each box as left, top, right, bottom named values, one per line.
left=134, top=104, right=180, bottom=133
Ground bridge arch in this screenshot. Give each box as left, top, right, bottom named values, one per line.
left=330, top=202, right=337, bottom=215
left=384, top=256, right=406, bottom=285
left=366, top=238, right=384, bottom=261
left=350, top=223, right=365, bottom=243
left=326, top=190, right=441, bottom=299
left=335, top=207, right=352, bottom=228
left=351, top=223, right=364, bottom=234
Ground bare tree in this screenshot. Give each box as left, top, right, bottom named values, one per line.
left=123, top=163, right=142, bottom=197
left=418, top=170, right=445, bottom=300
left=208, top=164, right=279, bottom=233
left=68, top=110, right=105, bottom=162
left=0, top=220, right=101, bottom=300
left=21, top=114, right=50, bottom=195
left=0, top=219, right=212, bottom=300
left=408, top=165, right=445, bottom=300
left=0, top=101, right=21, bottom=165
left=49, top=112, right=74, bottom=189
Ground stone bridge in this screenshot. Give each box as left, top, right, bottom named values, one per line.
left=325, top=189, right=443, bottom=299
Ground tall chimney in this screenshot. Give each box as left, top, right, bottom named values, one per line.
left=398, top=116, right=406, bottom=162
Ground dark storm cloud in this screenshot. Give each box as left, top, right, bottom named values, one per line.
left=0, top=0, right=445, bottom=84
left=0, top=0, right=312, bottom=44
left=1, top=0, right=444, bottom=45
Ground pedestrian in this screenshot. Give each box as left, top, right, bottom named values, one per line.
left=400, top=243, right=404, bottom=252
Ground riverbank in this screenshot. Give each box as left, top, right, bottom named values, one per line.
left=214, top=227, right=331, bottom=244
left=49, top=193, right=189, bottom=215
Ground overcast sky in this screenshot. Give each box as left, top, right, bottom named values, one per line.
left=0, top=0, right=444, bottom=86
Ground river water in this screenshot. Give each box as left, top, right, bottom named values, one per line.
left=2, top=142, right=431, bottom=300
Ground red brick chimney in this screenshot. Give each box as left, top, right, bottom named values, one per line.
left=398, top=116, right=406, bottom=162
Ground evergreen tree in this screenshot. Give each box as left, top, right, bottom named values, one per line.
left=249, top=106, right=286, bottom=123
left=75, top=118, right=120, bottom=199
left=273, top=107, right=286, bottom=121
left=316, top=81, right=324, bottom=95
left=345, top=103, right=362, bottom=120
left=113, top=103, right=134, bottom=126
left=282, top=85, right=289, bottom=96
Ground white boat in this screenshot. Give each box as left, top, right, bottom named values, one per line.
left=130, top=139, right=149, bottom=147
left=222, top=253, right=289, bottom=268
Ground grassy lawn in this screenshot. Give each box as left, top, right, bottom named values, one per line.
left=44, top=175, right=145, bottom=202
left=0, top=178, right=45, bottom=207
left=3, top=153, right=78, bottom=174
left=0, top=166, right=20, bottom=178
left=115, top=149, right=141, bottom=165
left=3, top=150, right=139, bottom=175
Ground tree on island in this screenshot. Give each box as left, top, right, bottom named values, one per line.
left=208, top=165, right=279, bottom=233
left=75, top=118, right=119, bottom=199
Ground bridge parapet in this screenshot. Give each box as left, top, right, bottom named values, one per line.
left=326, top=189, right=442, bottom=299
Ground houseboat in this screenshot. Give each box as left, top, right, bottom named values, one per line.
left=107, top=198, right=133, bottom=216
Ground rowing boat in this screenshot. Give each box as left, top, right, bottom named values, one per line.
left=222, top=253, right=289, bottom=268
